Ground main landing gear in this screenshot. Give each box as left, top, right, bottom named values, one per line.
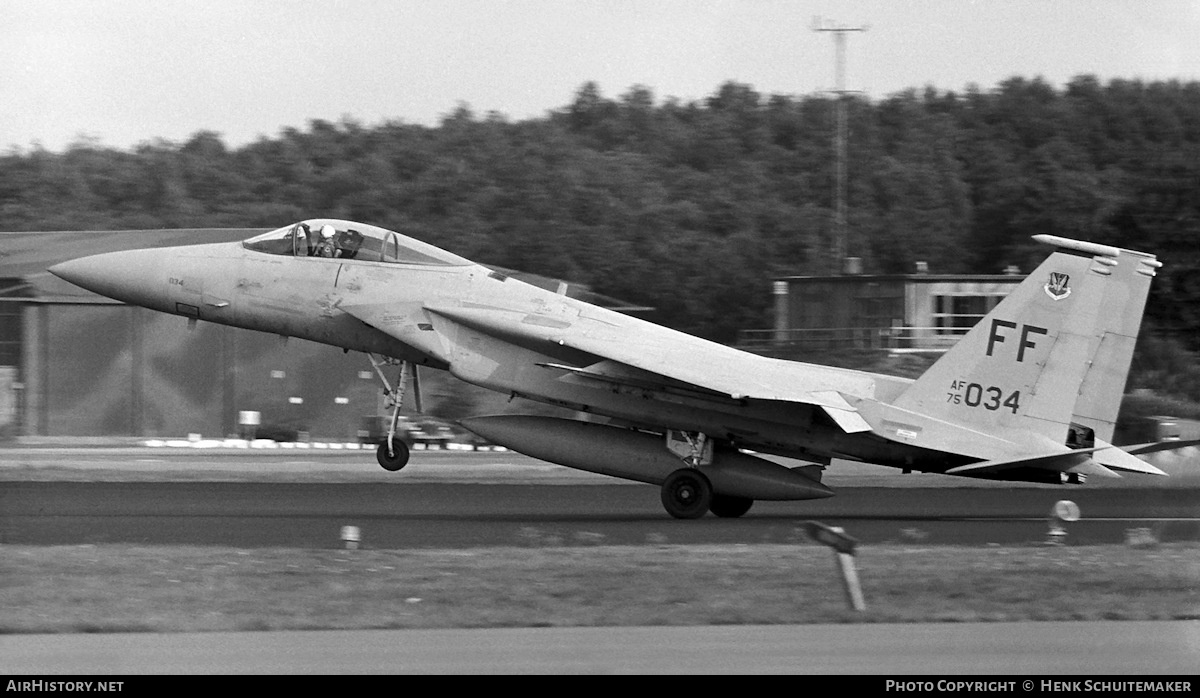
left=661, top=468, right=712, bottom=519
left=660, top=470, right=756, bottom=519
left=367, top=354, right=421, bottom=472
left=659, top=430, right=756, bottom=519
left=709, top=494, right=754, bottom=518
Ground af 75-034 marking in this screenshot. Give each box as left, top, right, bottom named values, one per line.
left=49, top=223, right=1185, bottom=518
left=946, top=382, right=1021, bottom=414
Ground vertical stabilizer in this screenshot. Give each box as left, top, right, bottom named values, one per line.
left=892, top=236, right=1159, bottom=447
left=1070, top=246, right=1160, bottom=442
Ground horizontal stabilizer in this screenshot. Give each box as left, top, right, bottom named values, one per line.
left=1092, top=440, right=1168, bottom=476
left=1122, top=439, right=1200, bottom=456
left=945, top=446, right=1120, bottom=478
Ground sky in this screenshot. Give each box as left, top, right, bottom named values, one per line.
left=3, top=0, right=1199, bottom=152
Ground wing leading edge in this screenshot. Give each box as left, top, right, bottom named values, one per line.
left=423, top=303, right=878, bottom=432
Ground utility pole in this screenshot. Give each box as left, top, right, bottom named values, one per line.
left=813, top=17, right=867, bottom=271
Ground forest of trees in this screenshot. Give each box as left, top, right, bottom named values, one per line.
left=3, top=75, right=1200, bottom=346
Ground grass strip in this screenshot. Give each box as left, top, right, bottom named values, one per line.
left=3, top=543, right=1198, bottom=633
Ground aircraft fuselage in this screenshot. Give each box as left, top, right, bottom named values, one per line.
left=49, top=220, right=1168, bottom=516
left=54, top=237, right=946, bottom=471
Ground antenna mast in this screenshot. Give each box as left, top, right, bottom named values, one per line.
left=813, top=17, right=867, bottom=271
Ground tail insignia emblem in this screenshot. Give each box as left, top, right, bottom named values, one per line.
left=1044, top=272, right=1071, bottom=301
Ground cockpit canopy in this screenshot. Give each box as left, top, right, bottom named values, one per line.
left=243, top=219, right=471, bottom=266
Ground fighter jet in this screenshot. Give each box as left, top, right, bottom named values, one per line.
left=49, top=219, right=1175, bottom=518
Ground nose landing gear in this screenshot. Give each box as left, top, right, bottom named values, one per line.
left=377, top=436, right=410, bottom=471
left=367, top=354, right=422, bottom=472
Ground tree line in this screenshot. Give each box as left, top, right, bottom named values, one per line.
left=4, top=75, right=1200, bottom=345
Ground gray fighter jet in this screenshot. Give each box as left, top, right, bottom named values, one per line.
left=49, top=220, right=1175, bottom=518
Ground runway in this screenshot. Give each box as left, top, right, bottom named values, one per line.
left=2, top=448, right=1198, bottom=547
left=4, top=621, right=1199, bottom=674
left=4, top=447, right=1198, bottom=674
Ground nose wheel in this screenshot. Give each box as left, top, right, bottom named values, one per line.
left=367, top=354, right=422, bottom=472
left=377, top=437, right=410, bottom=471
left=660, top=468, right=713, bottom=519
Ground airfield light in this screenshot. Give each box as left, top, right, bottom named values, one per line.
left=1046, top=500, right=1081, bottom=545
left=340, top=525, right=361, bottom=550
left=1125, top=527, right=1158, bottom=548
left=238, top=410, right=261, bottom=440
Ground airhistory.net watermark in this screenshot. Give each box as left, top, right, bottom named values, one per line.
left=6, top=682, right=123, bottom=693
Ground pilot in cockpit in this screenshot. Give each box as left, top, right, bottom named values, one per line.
left=314, top=224, right=338, bottom=257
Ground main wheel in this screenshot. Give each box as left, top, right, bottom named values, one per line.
left=376, top=437, right=410, bottom=471
left=709, top=494, right=754, bottom=518
left=660, top=468, right=713, bottom=519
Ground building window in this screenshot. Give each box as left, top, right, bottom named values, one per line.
left=0, top=304, right=20, bottom=367
left=853, top=296, right=903, bottom=329
left=932, top=295, right=1001, bottom=334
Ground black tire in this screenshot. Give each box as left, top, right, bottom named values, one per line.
left=376, top=438, right=410, bottom=472
left=709, top=494, right=754, bottom=518
left=660, top=468, right=713, bottom=519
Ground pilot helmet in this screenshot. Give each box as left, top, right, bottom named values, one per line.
left=320, top=224, right=336, bottom=239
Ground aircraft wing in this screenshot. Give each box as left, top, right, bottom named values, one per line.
left=397, top=303, right=878, bottom=432
left=538, top=360, right=873, bottom=433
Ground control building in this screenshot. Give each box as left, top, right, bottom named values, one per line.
left=738, top=263, right=1025, bottom=356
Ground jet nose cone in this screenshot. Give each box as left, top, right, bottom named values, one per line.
left=47, top=256, right=102, bottom=288
left=48, top=253, right=127, bottom=299
left=47, top=249, right=168, bottom=308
